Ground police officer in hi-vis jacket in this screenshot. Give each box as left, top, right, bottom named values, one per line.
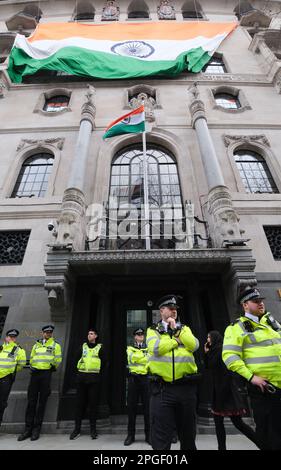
left=18, top=324, right=62, bottom=441
left=124, top=327, right=150, bottom=446
left=0, top=329, right=26, bottom=427
left=146, top=295, right=200, bottom=451
left=223, top=287, right=281, bottom=450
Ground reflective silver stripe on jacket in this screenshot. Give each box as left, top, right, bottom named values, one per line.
left=149, top=356, right=195, bottom=364
left=194, top=338, right=200, bottom=351
left=128, top=351, right=143, bottom=367
left=0, top=358, right=17, bottom=362
left=0, top=364, right=15, bottom=369
left=146, top=336, right=159, bottom=344
left=224, top=354, right=242, bottom=366
left=31, top=359, right=53, bottom=363
left=223, top=345, right=242, bottom=352
left=245, top=356, right=281, bottom=364
left=244, top=339, right=281, bottom=349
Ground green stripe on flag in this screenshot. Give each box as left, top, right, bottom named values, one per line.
left=8, top=46, right=211, bottom=83
left=103, top=122, right=145, bottom=139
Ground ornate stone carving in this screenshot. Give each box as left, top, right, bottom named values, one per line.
left=129, top=92, right=156, bottom=122
left=157, top=0, right=175, bottom=20
left=16, top=137, right=65, bottom=151
left=0, top=80, right=6, bottom=98
left=223, top=134, right=270, bottom=148
left=52, top=188, right=86, bottom=251
left=206, top=186, right=246, bottom=248
left=81, top=85, right=96, bottom=126
left=101, top=1, right=120, bottom=21
left=188, top=81, right=200, bottom=100
left=273, top=69, right=281, bottom=94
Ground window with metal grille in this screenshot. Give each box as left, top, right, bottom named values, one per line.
left=109, top=145, right=182, bottom=208
left=11, top=153, right=54, bottom=198
left=215, top=93, right=241, bottom=109
left=128, top=0, right=149, bottom=18
left=0, top=308, right=8, bottom=338
left=0, top=231, right=30, bottom=265
left=203, top=57, right=226, bottom=74
left=182, top=0, right=204, bottom=19
left=234, top=150, right=279, bottom=194
left=43, top=95, right=70, bottom=112
left=263, top=226, right=281, bottom=260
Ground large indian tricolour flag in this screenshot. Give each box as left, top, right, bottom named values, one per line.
left=8, top=21, right=237, bottom=83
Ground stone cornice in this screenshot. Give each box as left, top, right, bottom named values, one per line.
left=66, top=248, right=253, bottom=264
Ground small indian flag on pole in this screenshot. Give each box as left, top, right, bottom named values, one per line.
left=103, top=105, right=145, bottom=139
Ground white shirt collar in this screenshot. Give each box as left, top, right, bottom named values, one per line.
left=161, top=320, right=169, bottom=332
left=244, top=312, right=260, bottom=323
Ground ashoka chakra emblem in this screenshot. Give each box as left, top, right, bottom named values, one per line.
left=111, top=41, right=154, bottom=58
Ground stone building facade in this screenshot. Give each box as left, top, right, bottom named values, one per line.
left=0, top=0, right=281, bottom=431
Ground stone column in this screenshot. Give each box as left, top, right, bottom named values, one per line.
left=53, top=86, right=96, bottom=251
left=188, top=82, right=245, bottom=248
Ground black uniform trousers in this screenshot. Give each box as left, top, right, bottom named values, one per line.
left=127, top=374, right=150, bottom=438
left=0, top=374, right=14, bottom=424
left=74, top=380, right=100, bottom=430
left=150, top=381, right=197, bottom=451
left=25, top=369, right=52, bottom=431
left=249, top=386, right=281, bottom=450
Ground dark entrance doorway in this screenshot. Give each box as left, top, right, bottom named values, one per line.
left=58, top=273, right=229, bottom=421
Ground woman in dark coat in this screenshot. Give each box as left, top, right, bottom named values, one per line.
left=204, top=330, right=261, bottom=450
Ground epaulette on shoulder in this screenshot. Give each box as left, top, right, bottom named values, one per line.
left=150, top=324, right=158, bottom=330
left=230, top=317, right=241, bottom=326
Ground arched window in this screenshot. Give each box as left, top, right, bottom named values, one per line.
left=11, top=153, right=54, bottom=198
left=234, top=1, right=254, bottom=20
left=215, top=93, right=241, bottom=109
left=128, top=0, right=149, bottom=18
left=234, top=149, right=279, bottom=194
left=202, top=56, right=226, bottom=74
left=23, top=4, right=43, bottom=22
left=109, top=145, right=182, bottom=208
left=43, top=95, right=70, bottom=112
left=182, top=0, right=203, bottom=19
left=74, top=0, right=95, bottom=20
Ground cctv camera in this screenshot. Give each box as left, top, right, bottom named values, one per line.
left=48, top=221, right=55, bottom=231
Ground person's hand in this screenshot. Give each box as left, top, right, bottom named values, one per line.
left=204, top=342, right=210, bottom=353
left=250, top=375, right=268, bottom=392
left=167, top=317, right=177, bottom=330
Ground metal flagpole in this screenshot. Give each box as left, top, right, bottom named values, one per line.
left=142, top=115, right=151, bottom=250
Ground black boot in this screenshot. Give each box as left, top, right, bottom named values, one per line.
left=31, top=426, right=41, bottom=441
left=17, top=429, right=32, bottom=441
left=124, top=434, right=135, bottom=446
left=90, top=425, right=98, bottom=439
left=70, top=428, right=81, bottom=440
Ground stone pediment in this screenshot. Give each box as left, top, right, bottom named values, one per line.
left=240, top=10, right=271, bottom=28
left=6, top=12, right=38, bottom=32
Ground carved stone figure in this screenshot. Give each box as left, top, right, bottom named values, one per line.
left=101, top=1, right=120, bottom=20
left=157, top=0, right=176, bottom=20
left=129, top=92, right=156, bottom=122
left=188, top=81, right=200, bottom=100
left=0, top=80, right=6, bottom=98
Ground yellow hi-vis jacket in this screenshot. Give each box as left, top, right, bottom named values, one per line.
left=222, top=312, right=281, bottom=389
left=30, top=338, right=62, bottom=371
left=127, top=345, right=148, bottom=375
left=0, top=342, right=26, bottom=379
left=77, top=343, right=102, bottom=373
left=146, top=324, right=199, bottom=383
